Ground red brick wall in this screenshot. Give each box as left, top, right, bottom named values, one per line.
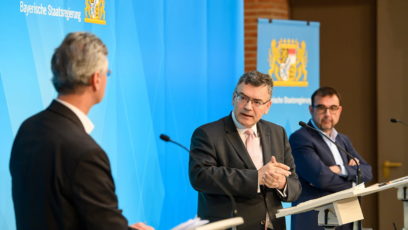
left=244, top=0, right=290, bottom=72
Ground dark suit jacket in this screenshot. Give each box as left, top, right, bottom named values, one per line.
left=289, top=121, right=372, bottom=230
left=189, top=115, right=301, bottom=230
left=9, top=100, right=131, bottom=230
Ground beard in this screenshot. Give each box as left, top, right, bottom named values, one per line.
left=317, top=118, right=335, bottom=133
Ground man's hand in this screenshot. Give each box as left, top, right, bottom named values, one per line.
left=130, top=222, right=155, bottom=230
left=348, top=158, right=359, bottom=166
left=329, top=165, right=341, bottom=174
left=258, top=156, right=291, bottom=189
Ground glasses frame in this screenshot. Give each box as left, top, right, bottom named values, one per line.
left=234, top=91, right=270, bottom=108
left=312, top=104, right=341, bottom=114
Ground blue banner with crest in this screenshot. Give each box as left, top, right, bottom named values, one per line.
left=257, top=19, right=320, bottom=227
left=257, top=19, right=320, bottom=135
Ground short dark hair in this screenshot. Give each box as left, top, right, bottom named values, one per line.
left=311, top=86, right=342, bottom=106
left=51, top=32, right=108, bottom=94
left=234, top=71, right=273, bottom=97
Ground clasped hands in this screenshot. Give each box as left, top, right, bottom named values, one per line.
left=258, top=156, right=291, bottom=190
left=329, top=158, right=360, bottom=174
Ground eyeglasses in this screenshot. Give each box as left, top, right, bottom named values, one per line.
left=313, top=104, right=341, bottom=114
left=106, top=69, right=112, bottom=78
left=235, top=92, right=270, bottom=108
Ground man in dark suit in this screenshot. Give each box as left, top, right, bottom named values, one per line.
left=289, top=87, right=372, bottom=230
left=189, top=71, right=301, bottom=230
left=9, top=32, right=153, bottom=230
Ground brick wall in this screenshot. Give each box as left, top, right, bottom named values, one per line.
left=244, top=0, right=290, bottom=72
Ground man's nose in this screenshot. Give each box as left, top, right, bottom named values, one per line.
left=244, top=100, right=253, bottom=109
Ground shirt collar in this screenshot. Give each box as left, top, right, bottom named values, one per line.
left=310, top=119, right=337, bottom=141
left=56, top=99, right=94, bottom=134
left=232, top=111, right=258, bottom=136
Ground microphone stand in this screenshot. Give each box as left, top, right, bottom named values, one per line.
left=298, top=121, right=363, bottom=230
left=298, top=121, right=362, bottom=185
left=159, top=134, right=242, bottom=229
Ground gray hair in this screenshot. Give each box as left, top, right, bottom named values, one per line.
left=51, top=32, right=108, bottom=94
left=234, top=71, right=274, bottom=97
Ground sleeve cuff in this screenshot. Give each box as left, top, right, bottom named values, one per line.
left=275, top=183, right=288, bottom=198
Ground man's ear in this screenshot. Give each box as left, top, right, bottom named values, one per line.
left=338, top=105, right=343, bottom=116
left=232, top=92, right=236, bottom=106
left=90, top=72, right=101, bottom=91
left=264, top=100, right=272, bottom=114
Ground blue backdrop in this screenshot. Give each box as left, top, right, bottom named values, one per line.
left=257, top=19, right=320, bottom=226
left=0, top=1, right=243, bottom=229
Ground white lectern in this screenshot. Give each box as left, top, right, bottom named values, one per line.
left=172, top=216, right=244, bottom=230
left=276, top=176, right=408, bottom=230
left=195, top=217, right=244, bottom=230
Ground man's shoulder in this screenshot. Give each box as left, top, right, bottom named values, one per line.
left=17, top=105, right=99, bottom=151
left=17, top=108, right=52, bottom=134
left=290, top=126, right=312, bottom=141
left=336, top=131, right=352, bottom=144
left=258, top=119, right=284, bottom=130
left=194, top=116, right=228, bottom=134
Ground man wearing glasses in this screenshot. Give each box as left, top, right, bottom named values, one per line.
left=289, top=87, right=372, bottom=230
left=189, top=71, right=301, bottom=230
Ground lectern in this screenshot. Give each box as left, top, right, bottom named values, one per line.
left=195, top=217, right=244, bottom=230
left=276, top=176, right=408, bottom=230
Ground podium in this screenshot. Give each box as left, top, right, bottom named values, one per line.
left=276, top=176, right=408, bottom=230
left=195, top=217, right=244, bottom=230
left=172, top=216, right=244, bottom=230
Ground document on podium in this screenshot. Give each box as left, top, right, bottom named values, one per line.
left=171, top=216, right=244, bottom=230
left=171, top=217, right=209, bottom=230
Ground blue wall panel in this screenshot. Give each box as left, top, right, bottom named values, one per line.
left=0, top=1, right=243, bottom=229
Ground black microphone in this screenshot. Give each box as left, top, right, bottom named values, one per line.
left=159, top=134, right=239, bottom=217
left=390, top=118, right=408, bottom=126
left=298, top=121, right=362, bottom=184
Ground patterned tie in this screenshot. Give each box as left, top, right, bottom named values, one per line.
left=244, top=129, right=263, bottom=170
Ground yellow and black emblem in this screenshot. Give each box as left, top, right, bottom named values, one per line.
left=84, top=0, right=106, bottom=25
left=268, top=39, right=308, bottom=87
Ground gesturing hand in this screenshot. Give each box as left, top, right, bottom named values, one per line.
left=258, top=156, right=291, bottom=189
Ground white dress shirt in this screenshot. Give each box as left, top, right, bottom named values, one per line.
left=310, top=120, right=348, bottom=176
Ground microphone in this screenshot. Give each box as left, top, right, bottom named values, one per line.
left=298, top=121, right=362, bottom=184
left=390, top=118, right=408, bottom=126
left=159, top=134, right=239, bottom=217
left=160, top=134, right=190, bottom=152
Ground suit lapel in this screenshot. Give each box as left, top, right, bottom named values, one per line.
left=306, top=121, right=338, bottom=164
left=257, top=120, right=272, bottom=164
left=224, top=115, right=256, bottom=169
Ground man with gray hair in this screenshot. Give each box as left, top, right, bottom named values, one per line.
left=10, top=32, right=153, bottom=230
left=189, top=71, right=301, bottom=230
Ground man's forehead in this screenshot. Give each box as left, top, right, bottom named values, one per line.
left=237, top=83, right=268, bottom=92
left=314, top=95, right=340, bottom=104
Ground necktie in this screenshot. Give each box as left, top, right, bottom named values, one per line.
left=244, top=129, right=263, bottom=170
left=245, top=129, right=271, bottom=229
